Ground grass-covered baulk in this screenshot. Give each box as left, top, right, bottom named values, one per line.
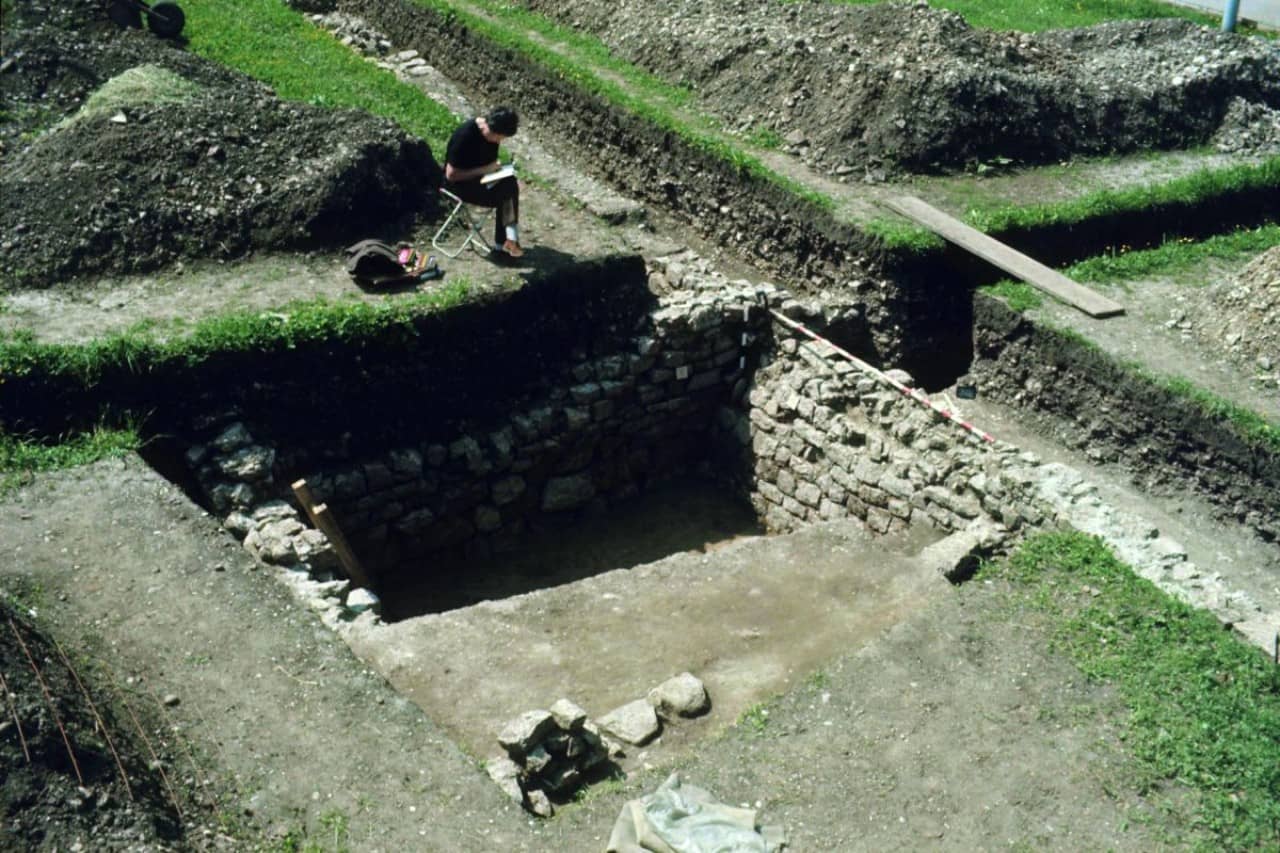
left=987, top=531, right=1280, bottom=850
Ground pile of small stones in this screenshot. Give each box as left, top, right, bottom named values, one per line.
left=488, top=673, right=710, bottom=816
left=1195, top=244, right=1280, bottom=389
left=188, top=420, right=381, bottom=622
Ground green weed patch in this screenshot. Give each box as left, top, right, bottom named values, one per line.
left=1145, top=373, right=1280, bottom=453
left=968, top=157, right=1280, bottom=234
left=0, top=425, right=139, bottom=493
left=983, top=223, right=1280, bottom=311
left=1069, top=223, right=1280, bottom=283
left=830, top=0, right=1223, bottom=33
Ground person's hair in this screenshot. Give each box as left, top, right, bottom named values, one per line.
left=485, top=106, right=519, bottom=137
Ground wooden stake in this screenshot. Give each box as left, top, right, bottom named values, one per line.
left=291, top=479, right=374, bottom=591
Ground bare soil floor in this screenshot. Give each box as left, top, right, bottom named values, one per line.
left=0, top=459, right=1191, bottom=851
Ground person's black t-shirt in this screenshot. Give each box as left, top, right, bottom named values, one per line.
left=445, top=118, right=497, bottom=178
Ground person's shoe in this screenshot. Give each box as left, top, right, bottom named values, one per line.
left=500, top=238, right=524, bottom=258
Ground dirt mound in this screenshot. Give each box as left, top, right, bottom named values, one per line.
left=524, top=0, right=1280, bottom=178
left=0, top=598, right=185, bottom=850
left=1196, top=246, right=1280, bottom=380
left=0, top=0, right=440, bottom=290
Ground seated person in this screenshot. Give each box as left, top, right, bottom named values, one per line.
left=444, top=106, right=523, bottom=258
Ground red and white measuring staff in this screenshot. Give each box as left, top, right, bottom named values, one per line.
left=768, top=309, right=996, bottom=444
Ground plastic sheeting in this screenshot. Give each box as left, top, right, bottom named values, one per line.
left=606, top=773, right=785, bottom=853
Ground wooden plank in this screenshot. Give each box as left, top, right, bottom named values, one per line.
left=291, top=479, right=374, bottom=592
left=885, top=195, right=1125, bottom=319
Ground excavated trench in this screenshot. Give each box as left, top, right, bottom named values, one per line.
left=6, top=251, right=1277, bottom=623
left=6, top=206, right=1279, bottom=799
left=3, top=0, right=1279, bottom=836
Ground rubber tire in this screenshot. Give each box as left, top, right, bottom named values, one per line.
left=107, top=0, right=142, bottom=29
left=147, top=1, right=185, bottom=38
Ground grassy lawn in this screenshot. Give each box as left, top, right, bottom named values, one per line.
left=832, top=0, right=1223, bottom=31
left=180, top=0, right=459, bottom=150
left=988, top=532, right=1280, bottom=850
left=982, top=220, right=1280, bottom=311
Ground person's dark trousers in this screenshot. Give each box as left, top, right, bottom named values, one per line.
left=444, top=176, right=519, bottom=246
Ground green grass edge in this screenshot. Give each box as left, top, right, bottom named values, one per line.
left=986, top=530, right=1280, bottom=850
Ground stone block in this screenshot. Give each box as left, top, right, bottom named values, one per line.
left=364, top=462, right=394, bottom=492
left=550, top=698, right=588, bottom=731
left=688, top=369, right=722, bottom=391
left=492, top=475, right=526, bottom=506
left=598, top=699, right=660, bottom=746
left=879, top=474, right=914, bottom=501
left=485, top=756, right=525, bottom=805
left=527, top=789, right=553, bottom=818
left=346, top=587, right=380, bottom=615
left=866, top=506, right=892, bottom=534
left=542, top=474, right=596, bottom=512
left=388, top=448, right=423, bottom=479
left=474, top=505, right=502, bottom=533
left=923, top=485, right=981, bottom=519
left=212, top=422, right=252, bottom=452
left=499, top=710, right=557, bottom=758
left=647, top=672, right=710, bottom=719
left=218, top=445, right=276, bottom=483
left=570, top=382, right=603, bottom=404
left=524, top=744, right=552, bottom=775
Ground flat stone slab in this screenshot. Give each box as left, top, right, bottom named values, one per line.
left=598, top=699, right=661, bottom=746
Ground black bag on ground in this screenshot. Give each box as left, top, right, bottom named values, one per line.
left=344, top=239, right=408, bottom=283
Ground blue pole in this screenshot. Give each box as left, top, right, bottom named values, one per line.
left=1222, top=0, right=1241, bottom=31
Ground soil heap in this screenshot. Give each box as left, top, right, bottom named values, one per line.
left=1197, top=244, right=1280, bottom=379
left=0, top=0, right=440, bottom=290
left=525, top=0, right=1280, bottom=177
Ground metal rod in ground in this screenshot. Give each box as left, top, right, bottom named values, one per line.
left=52, top=637, right=134, bottom=802
left=144, top=687, right=212, bottom=815
left=8, top=617, right=83, bottom=785
left=96, top=657, right=188, bottom=822
left=149, top=690, right=213, bottom=808
left=0, top=669, right=31, bottom=764
left=107, top=676, right=185, bottom=823
left=768, top=310, right=997, bottom=444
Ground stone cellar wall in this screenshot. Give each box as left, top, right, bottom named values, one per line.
left=187, top=275, right=775, bottom=584
left=298, top=288, right=772, bottom=574
left=712, top=330, right=1051, bottom=540
left=187, top=255, right=1274, bottom=641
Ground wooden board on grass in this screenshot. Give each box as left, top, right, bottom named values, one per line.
left=885, top=195, right=1125, bottom=319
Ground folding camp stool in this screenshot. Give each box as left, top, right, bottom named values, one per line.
left=432, top=187, right=495, bottom=258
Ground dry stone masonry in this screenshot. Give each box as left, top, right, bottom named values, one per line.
left=295, top=281, right=772, bottom=582
left=490, top=674, right=711, bottom=817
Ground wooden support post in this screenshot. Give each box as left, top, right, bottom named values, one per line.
left=291, top=479, right=373, bottom=592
